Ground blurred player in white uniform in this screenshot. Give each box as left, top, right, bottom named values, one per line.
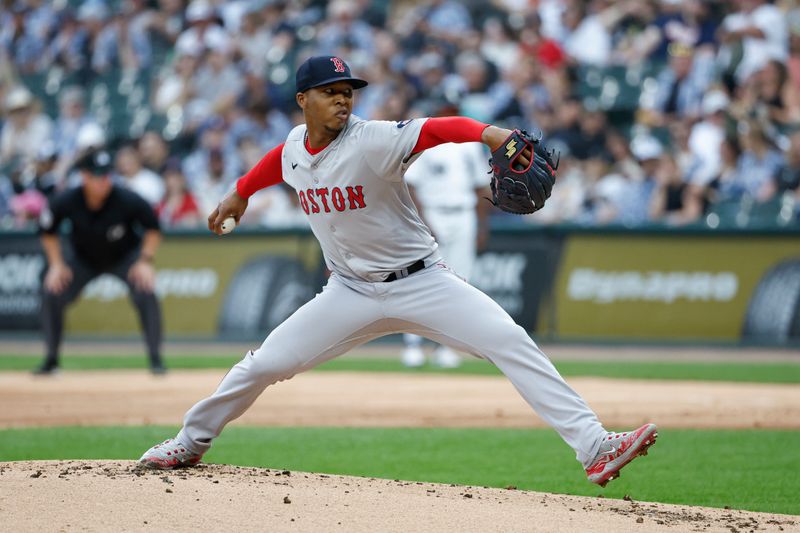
left=402, top=122, right=490, bottom=368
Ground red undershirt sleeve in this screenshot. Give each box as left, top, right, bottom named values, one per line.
left=235, top=143, right=285, bottom=199
left=411, top=117, right=489, bottom=154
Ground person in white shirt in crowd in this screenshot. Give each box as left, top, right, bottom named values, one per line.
left=577, top=150, right=626, bottom=225
left=174, top=0, right=228, bottom=58
left=182, top=116, right=241, bottom=193
left=401, top=101, right=490, bottom=368
left=60, top=122, right=108, bottom=189
left=718, top=0, right=788, bottom=85
left=152, top=39, right=202, bottom=120
left=585, top=135, right=663, bottom=226
left=192, top=32, right=244, bottom=119
left=51, top=86, right=100, bottom=183
left=618, top=135, right=663, bottom=225
left=192, top=147, right=234, bottom=217
left=447, top=52, right=496, bottom=123
left=76, top=0, right=151, bottom=74
left=233, top=132, right=308, bottom=229
left=244, top=181, right=310, bottom=229
left=74, top=122, right=107, bottom=154
left=726, top=119, right=784, bottom=202
left=232, top=8, right=273, bottom=77
left=480, top=17, right=520, bottom=73
left=114, top=144, right=165, bottom=206
left=535, top=146, right=588, bottom=225
left=228, top=99, right=293, bottom=156
left=687, top=88, right=730, bottom=189
left=561, top=0, right=614, bottom=67
left=316, top=0, right=375, bottom=57
left=644, top=43, right=714, bottom=125
left=537, top=0, right=568, bottom=43
left=0, top=86, right=53, bottom=168
left=423, top=0, right=473, bottom=44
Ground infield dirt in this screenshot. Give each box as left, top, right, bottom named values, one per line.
left=0, top=370, right=797, bottom=429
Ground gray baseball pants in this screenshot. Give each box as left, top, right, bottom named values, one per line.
left=178, top=263, right=607, bottom=466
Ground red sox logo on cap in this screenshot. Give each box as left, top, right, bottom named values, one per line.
left=295, top=55, right=368, bottom=93
left=330, top=57, right=346, bottom=73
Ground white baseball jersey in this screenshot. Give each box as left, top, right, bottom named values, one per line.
left=404, top=142, right=488, bottom=210
left=404, top=142, right=488, bottom=281
left=281, top=115, right=440, bottom=282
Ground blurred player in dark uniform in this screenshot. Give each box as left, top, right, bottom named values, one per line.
left=35, top=148, right=166, bottom=375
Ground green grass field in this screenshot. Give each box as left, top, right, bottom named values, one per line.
left=1, top=426, right=798, bottom=515
left=2, top=354, right=800, bottom=383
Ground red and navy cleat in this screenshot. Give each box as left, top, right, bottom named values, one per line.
left=585, top=423, right=658, bottom=487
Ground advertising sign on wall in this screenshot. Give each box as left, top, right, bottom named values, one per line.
left=0, top=237, right=46, bottom=330
left=2, top=228, right=799, bottom=344
left=64, top=233, right=323, bottom=338
left=471, top=232, right=563, bottom=331
left=549, top=235, right=800, bottom=341
left=0, top=232, right=323, bottom=339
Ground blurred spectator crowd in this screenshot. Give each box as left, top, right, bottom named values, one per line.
left=2, top=0, right=800, bottom=231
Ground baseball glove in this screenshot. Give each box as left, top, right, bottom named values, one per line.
left=489, top=129, right=559, bottom=215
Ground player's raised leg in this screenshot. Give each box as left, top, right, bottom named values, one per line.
left=139, top=275, right=387, bottom=469
left=385, top=265, right=656, bottom=485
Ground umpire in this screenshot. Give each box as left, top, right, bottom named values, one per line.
left=35, top=148, right=166, bottom=375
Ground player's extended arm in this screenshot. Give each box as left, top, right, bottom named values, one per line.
left=208, top=143, right=285, bottom=234
left=412, top=118, right=531, bottom=168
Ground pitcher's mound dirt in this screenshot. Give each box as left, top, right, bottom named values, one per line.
left=0, top=461, right=796, bottom=533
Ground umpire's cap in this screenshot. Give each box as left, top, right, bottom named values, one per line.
left=295, top=56, right=368, bottom=93
left=73, top=148, right=113, bottom=176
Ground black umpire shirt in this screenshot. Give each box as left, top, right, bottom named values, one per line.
left=39, top=185, right=160, bottom=270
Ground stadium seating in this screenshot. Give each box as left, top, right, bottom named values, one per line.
left=577, top=63, right=664, bottom=112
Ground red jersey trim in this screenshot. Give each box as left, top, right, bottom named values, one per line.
left=304, top=135, right=327, bottom=155
left=411, top=117, right=489, bottom=154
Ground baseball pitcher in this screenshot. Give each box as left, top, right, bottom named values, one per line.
left=139, top=56, right=657, bottom=487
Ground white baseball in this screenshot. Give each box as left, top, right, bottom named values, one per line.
left=220, top=217, right=237, bottom=234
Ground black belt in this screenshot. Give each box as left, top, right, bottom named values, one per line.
left=384, top=259, right=426, bottom=282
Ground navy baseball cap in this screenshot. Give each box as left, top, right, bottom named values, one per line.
left=73, top=148, right=113, bottom=176
left=295, top=56, right=368, bottom=93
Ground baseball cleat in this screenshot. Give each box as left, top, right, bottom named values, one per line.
left=32, top=364, right=59, bottom=376
left=401, top=346, right=426, bottom=368
left=138, top=438, right=204, bottom=470
left=585, top=423, right=658, bottom=487
left=433, top=346, right=462, bottom=369
left=150, top=364, right=168, bottom=375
